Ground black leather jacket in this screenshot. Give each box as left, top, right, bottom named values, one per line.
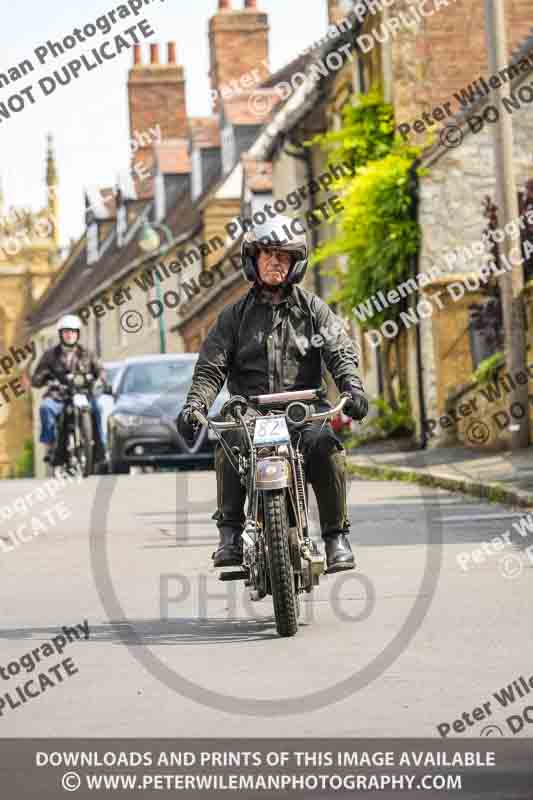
left=31, top=344, right=103, bottom=400
left=185, top=285, right=364, bottom=411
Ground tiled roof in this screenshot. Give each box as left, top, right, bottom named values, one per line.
left=27, top=205, right=148, bottom=330
left=28, top=184, right=202, bottom=330
left=250, top=9, right=363, bottom=160
left=260, top=50, right=313, bottom=91
left=30, top=10, right=363, bottom=331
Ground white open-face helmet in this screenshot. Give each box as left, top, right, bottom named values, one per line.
left=57, top=314, right=82, bottom=348
left=241, top=214, right=308, bottom=285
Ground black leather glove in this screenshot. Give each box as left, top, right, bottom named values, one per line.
left=343, top=383, right=369, bottom=421
left=177, top=402, right=205, bottom=446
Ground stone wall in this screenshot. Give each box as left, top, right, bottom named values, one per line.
left=446, top=360, right=533, bottom=450
left=391, top=0, right=532, bottom=132
left=417, top=72, right=533, bottom=431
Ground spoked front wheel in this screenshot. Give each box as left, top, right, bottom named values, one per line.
left=77, top=412, right=94, bottom=477
left=263, top=490, right=298, bottom=637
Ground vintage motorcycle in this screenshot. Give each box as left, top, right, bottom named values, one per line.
left=193, top=389, right=350, bottom=638
left=48, top=371, right=100, bottom=478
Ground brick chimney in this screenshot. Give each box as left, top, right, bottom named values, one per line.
left=327, top=0, right=349, bottom=26
left=209, top=0, right=270, bottom=113
left=128, top=41, right=187, bottom=145
left=127, top=42, right=187, bottom=196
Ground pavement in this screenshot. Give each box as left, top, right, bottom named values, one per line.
left=348, top=440, right=533, bottom=508
left=1, top=469, right=533, bottom=738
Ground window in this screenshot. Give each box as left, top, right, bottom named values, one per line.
left=87, top=222, right=99, bottom=265
left=120, top=359, right=197, bottom=397
left=191, top=148, right=203, bottom=202
left=116, top=206, right=127, bottom=248
left=221, top=126, right=235, bottom=175
left=154, top=172, right=166, bottom=221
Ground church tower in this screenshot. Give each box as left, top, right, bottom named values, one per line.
left=46, top=133, right=60, bottom=250
left=0, top=137, right=62, bottom=476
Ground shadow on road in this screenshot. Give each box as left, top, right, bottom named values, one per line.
left=0, top=617, right=307, bottom=646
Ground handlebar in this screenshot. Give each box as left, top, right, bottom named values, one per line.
left=192, top=394, right=351, bottom=431
left=47, top=372, right=95, bottom=392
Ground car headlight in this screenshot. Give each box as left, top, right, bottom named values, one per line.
left=112, top=413, right=156, bottom=428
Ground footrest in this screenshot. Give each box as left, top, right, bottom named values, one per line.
left=219, top=570, right=249, bottom=582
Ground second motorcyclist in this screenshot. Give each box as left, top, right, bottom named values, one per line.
left=31, top=314, right=106, bottom=467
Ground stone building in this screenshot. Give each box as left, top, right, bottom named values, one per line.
left=0, top=137, right=61, bottom=476
left=242, top=0, right=533, bottom=447
left=383, top=2, right=533, bottom=444
left=414, top=35, right=533, bottom=445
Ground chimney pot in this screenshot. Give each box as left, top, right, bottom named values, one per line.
left=150, top=44, right=159, bottom=64
left=210, top=0, right=269, bottom=112
left=167, top=42, right=176, bottom=64
left=133, top=44, right=141, bottom=65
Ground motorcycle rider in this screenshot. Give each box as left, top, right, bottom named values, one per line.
left=31, top=314, right=106, bottom=465
left=177, top=216, right=368, bottom=573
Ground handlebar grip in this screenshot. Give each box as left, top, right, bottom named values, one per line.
left=192, top=408, right=208, bottom=426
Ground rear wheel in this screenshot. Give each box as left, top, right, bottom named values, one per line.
left=264, top=490, right=298, bottom=637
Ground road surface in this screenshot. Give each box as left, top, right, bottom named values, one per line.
left=1, top=469, right=532, bottom=738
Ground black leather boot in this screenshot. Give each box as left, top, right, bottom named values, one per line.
left=213, top=527, right=243, bottom=568
left=325, top=533, right=355, bottom=573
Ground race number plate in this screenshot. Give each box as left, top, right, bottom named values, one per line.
left=253, top=416, right=290, bottom=445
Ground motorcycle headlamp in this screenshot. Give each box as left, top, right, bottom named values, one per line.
left=286, top=401, right=309, bottom=426
left=255, top=457, right=291, bottom=489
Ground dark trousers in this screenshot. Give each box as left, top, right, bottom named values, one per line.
left=214, top=421, right=350, bottom=539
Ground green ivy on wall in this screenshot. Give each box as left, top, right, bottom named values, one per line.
left=310, top=88, right=423, bottom=330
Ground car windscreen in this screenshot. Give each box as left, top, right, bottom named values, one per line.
left=105, top=367, right=121, bottom=386
left=120, top=360, right=197, bottom=396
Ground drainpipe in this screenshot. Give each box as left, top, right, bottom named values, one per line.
left=154, top=269, right=166, bottom=354
left=283, top=136, right=323, bottom=298
left=409, top=159, right=427, bottom=449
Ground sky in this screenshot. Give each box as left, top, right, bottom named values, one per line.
left=0, top=0, right=329, bottom=246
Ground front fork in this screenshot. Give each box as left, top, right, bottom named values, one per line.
left=242, top=448, right=326, bottom=597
